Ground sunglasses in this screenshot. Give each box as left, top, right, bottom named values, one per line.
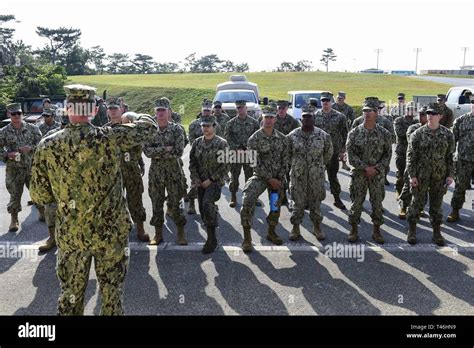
left=10, top=112, right=22, bottom=116
left=201, top=124, right=212, bottom=128
left=43, top=114, right=53, bottom=117
left=321, top=99, right=330, bottom=103
left=213, top=105, right=221, bottom=109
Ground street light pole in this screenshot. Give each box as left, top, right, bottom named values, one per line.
left=414, top=48, right=422, bottom=74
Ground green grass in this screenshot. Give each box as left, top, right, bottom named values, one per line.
left=70, top=71, right=453, bottom=127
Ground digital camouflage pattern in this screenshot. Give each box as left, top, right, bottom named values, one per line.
left=241, top=128, right=289, bottom=228
left=39, top=120, right=61, bottom=136
left=352, top=114, right=395, bottom=142
left=332, top=101, right=355, bottom=125
left=171, top=111, right=182, bottom=124
left=30, top=114, right=158, bottom=315
left=393, top=115, right=417, bottom=194
left=450, top=111, right=474, bottom=210
left=224, top=114, right=260, bottom=193
left=406, top=125, right=455, bottom=225
left=0, top=121, right=42, bottom=213
left=274, top=114, right=301, bottom=135
left=189, top=135, right=229, bottom=227
left=346, top=124, right=392, bottom=225
left=439, top=104, right=454, bottom=129
left=143, top=121, right=187, bottom=227
left=287, top=127, right=333, bottom=225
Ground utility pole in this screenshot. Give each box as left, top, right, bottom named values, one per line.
left=461, top=47, right=469, bottom=67
left=414, top=48, right=422, bottom=74
left=374, top=48, right=383, bottom=70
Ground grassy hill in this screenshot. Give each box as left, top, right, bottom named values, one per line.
left=70, top=71, right=453, bottom=127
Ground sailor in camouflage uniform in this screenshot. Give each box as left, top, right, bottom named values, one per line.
left=30, top=84, right=158, bottom=315
left=332, top=91, right=354, bottom=171
left=224, top=100, right=260, bottom=208
left=287, top=105, right=333, bottom=241
left=447, top=93, right=474, bottom=222
left=189, top=115, right=229, bottom=253
left=0, top=103, right=42, bottom=232
left=212, top=100, right=231, bottom=134
left=144, top=98, right=188, bottom=246
left=346, top=99, right=392, bottom=244
left=437, top=94, right=454, bottom=129
left=390, top=92, right=407, bottom=119
left=104, top=98, right=150, bottom=242
left=406, top=103, right=455, bottom=246
left=240, top=106, right=289, bottom=252
left=314, top=91, right=348, bottom=210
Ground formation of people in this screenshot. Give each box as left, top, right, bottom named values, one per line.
left=0, top=84, right=472, bottom=315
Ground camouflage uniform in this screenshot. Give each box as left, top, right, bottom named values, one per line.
left=240, top=128, right=288, bottom=228
left=214, top=112, right=231, bottom=135
left=406, top=124, right=455, bottom=226
left=346, top=123, right=392, bottom=226
left=313, top=106, right=348, bottom=198
left=274, top=113, right=301, bottom=135
left=287, top=126, right=333, bottom=226
left=438, top=102, right=454, bottom=129
left=450, top=109, right=474, bottom=212
left=390, top=93, right=407, bottom=119
left=30, top=84, right=158, bottom=315
left=332, top=101, right=355, bottom=127
left=224, top=111, right=260, bottom=195
left=144, top=121, right=187, bottom=228
left=393, top=115, right=417, bottom=194
left=39, top=120, right=60, bottom=136
left=91, top=103, right=109, bottom=126
left=171, top=111, right=182, bottom=124
left=0, top=114, right=42, bottom=215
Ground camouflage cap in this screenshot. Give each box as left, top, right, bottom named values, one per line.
left=320, top=91, right=333, bottom=101
left=276, top=100, right=289, bottom=107
left=378, top=100, right=386, bottom=108
left=365, top=96, right=380, bottom=102
left=308, top=98, right=318, bottom=106
left=261, top=106, right=277, bottom=117
left=426, top=103, right=441, bottom=114
left=64, top=84, right=96, bottom=102
left=419, top=105, right=428, bottom=114
left=106, top=97, right=121, bottom=108
left=397, top=92, right=406, bottom=99
left=235, top=100, right=247, bottom=107
left=42, top=108, right=54, bottom=116
left=362, top=100, right=380, bottom=111
left=202, top=99, right=213, bottom=110
left=200, top=114, right=217, bottom=126
left=437, top=94, right=447, bottom=101
left=7, top=103, right=22, bottom=113
left=301, top=104, right=314, bottom=116
left=406, top=101, right=416, bottom=110
left=213, top=100, right=222, bottom=107
left=337, top=91, right=346, bottom=98
left=155, top=97, right=170, bottom=109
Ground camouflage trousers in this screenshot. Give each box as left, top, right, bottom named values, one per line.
left=44, top=203, right=57, bottom=228
left=407, top=177, right=447, bottom=225
left=326, top=153, right=341, bottom=196
left=122, top=165, right=146, bottom=223
left=197, top=183, right=222, bottom=228
left=398, top=169, right=428, bottom=210
left=148, top=163, right=187, bottom=227
left=229, top=163, right=254, bottom=193
left=240, top=176, right=284, bottom=227
left=395, top=153, right=407, bottom=194
left=348, top=170, right=385, bottom=226
left=290, top=171, right=326, bottom=225
left=451, top=160, right=474, bottom=210
left=5, top=166, right=30, bottom=214
left=56, top=245, right=128, bottom=315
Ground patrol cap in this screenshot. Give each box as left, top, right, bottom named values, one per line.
left=235, top=100, right=247, bottom=107
left=397, top=92, right=406, bottom=99
left=106, top=97, right=121, bottom=108
left=42, top=98, right=51, bottom=104
left=276, top=100, right=289, bottom=107
left=301, top=104, right=314, bottom=116
left=365, top=96, right=380, bottom=102
left=7, top=103, right=22, bottom=113
left=437, top=94, right=447, bottom=101
left=337, top=91, right=346, bottom=98
left=201, top=99, right=213, bottom=111
left=213, top=100, right=222, bottom=107
left=155, top=97, right=170, bottom=110
left=64, top=84, right=96, bottom=102
left=426, top=103, right=440, bottom=114
left=261, top=106, right=277, bottom=117
left=362, top=100, right=380, bottom=112
left=200, top=115, right=216, bottom=126
left=42, top=108, right=54, bottom=117
left=378, top=100, right=386, bottom=109
left=308, top=98, right=318, bottom=107
left=320, top=91, right=333, bottom=101
left=418, top=105, right=428, bottom=115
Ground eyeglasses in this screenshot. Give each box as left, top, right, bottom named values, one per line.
left=10, top=112, right=22, bottom=116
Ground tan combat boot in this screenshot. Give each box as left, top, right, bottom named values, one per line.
left=432, top=225, right=445, bottom=246
left=398, top=207, right=406, bottom=220
left=38, top=206, right=45, bottom=222
left=407, top=223, right=417, bottom=245
left=187, top=199, right=196, bottom=215
left=136, top=222, right=150, bottom=242
left=446, top=209, right=460, bottom=223
left=39, top=227, right=56, bottom=252
left=9, top=213, right=19, bottom=232
left=242, top=226, right=253, bottom=253
left=289, top=224, right=301, bottom=241
left=229, top=192, right=237, bottom=208
left=348, top=224, right=358, bottom=243
left=149, top=225, right=163, bottom=245
left=312, top=222, right=326, bottom=241
left=202, top=226, right=217, bottom=254
left=372, top=225, right=385, bottom=244
left=266, top=224, right=283, bottom=245
left=176, top=224, right=188, bottom=246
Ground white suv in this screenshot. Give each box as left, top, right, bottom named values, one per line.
left=214, top=75, right=262, bottom=118
left=287, top=90, right=335, bottom=120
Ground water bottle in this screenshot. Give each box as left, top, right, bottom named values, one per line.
left=269, top=190, right=279, bottom=212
